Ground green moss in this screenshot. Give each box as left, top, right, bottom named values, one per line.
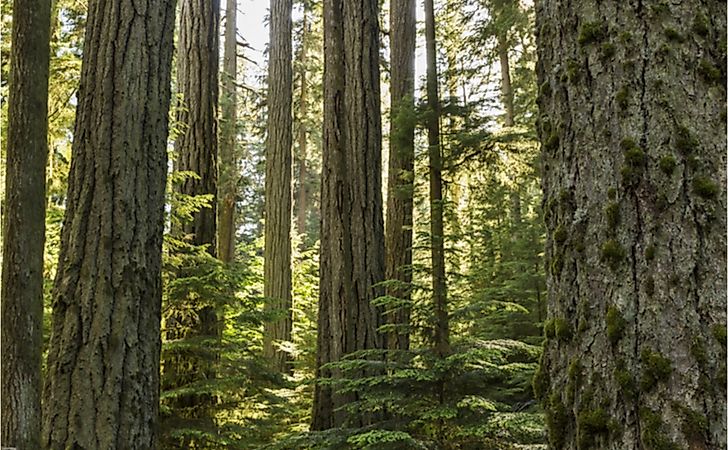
left=615, top=86, right=629, bottom=109
left=672, top=402, right=709, bottom=443
left=614, top=361, right=636, bottom=401
left=606, top=305, right=626, bottom=345
left=619, top=32, right=632, bottom=43
left=663, top=28, right=684, bottom=42
left=567, top=59, right=581, bottom=82
left=579, top=21, right=608, bottom=45
left=601, top=240, right=625, bottom=270
left=605, top=203, right=620, bottom=230
left=690, top=337, right=708, bottom=366
left=659, top=155, right=677, bottom=175
left=607, top=188, right=617, bottom=200
left=568, top=359, right=582, bottom=384
left=600, top=42, right=616, bottom=59
left=577, top=408, right=610, bottom=449
left=692, top=14, right=709, bottom=37
left=622, top=143, right=646, bottom=167
left=551, top=255, right=564, bottom=277
left=545, top=132, right=560, bottom=151
left=554, top=318, right=573, bottom=341
left=546, top=393, right=569, bottom=448
left=544, top=319, right=556, bottom=339
left=645, top=245, right=656, bottom=261
left=692, top=176, right=719, bottom=199
left=533, top=360, right=550, bottom=402
left=675, top=125, right=698, bottom=153
left=655, top=193, right=669, bottom=211
left=640, top=408, right=681, bottom=450
left=712, top=324, right=727, bottom=348
left=645, top=275, right=655, bottom=297
left=554, top=225, right=568, bottom=244
left=698, top=59, right=722, bottom=83
left=640, top=347, right=672, bottom=391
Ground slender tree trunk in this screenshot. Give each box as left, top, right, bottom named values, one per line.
left=312, top=0, right=385, bottom=430
left=164, top=0, right=220, bottom=435
left=264, top=0, right=293, bottom=373
left=218, top=0, right=238, bottom=264
left=425, top=0, right=449, bottom=358
left=1, top=0, right=51, bottom=447
left=498, top=34, right=515, bottom=127
left=41, top=0, right=176, bottom=447
left=296, top=9, right=309, bottom=240
left=535, top=1, right=726, bottom=449
left=385, top=0, right=416, bottom=351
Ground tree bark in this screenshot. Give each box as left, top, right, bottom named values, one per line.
left=535, top=1, right=726, bottom=448
left=425, top=0, right=449, bottom=358
left=164, top=0, right=220, bottom=434
left=264, top=0, right=293, bottom=373
left=498, top=34, right=515, bottom=127
left=385, top=0, right=416, bottom=351
left=312, top=0, right=385, bottom=430
left=295, top=8, right=309, bottom=240
left=1, top=0, right=51, bottom=447
left=218, top=0, right=238, bottom=264
left=41, top=0, right=176, bottom=447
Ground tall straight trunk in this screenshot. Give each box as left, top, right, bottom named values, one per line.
left=165, top=0, right=220, bottom=432
left=1, top=0, right=51, bottom=447
left=312, top=0, right=385, bottom=430
left=424, top=0, right=449, bottom=358
left=264, top=0, right=293, bottom=373
left=295, top=9, right=309, bottom=239
left=41, top=0, right=176, bottom=447
left=535, top=1, right=726, bottom=449
left=218, top=0, right=238, bottom=264
left=385, top=0, right=416, bottom=351
left=497, top=34, right=515, bottom=127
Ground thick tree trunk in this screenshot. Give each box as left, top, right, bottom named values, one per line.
left=164, top=0, right=220, bottom=433
left=218, top=0, right=238, bottom=264
left=535, top=1, right=726, bottom=449
left=1, top=0, right=51, bottom=447
left=385, top=0, right=416, bottom=351
left=312, top=0, right=385, bottom=430
left=295, top=10, right=309, bottom=240
left=41, top=0, right=176, bottom=447
left=264, top=0, right=293, bottom=373
left=425, top=0, right=449, bottom=358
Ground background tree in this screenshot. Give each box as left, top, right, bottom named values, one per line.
left=162, top=0, right=220, bottom=442
left=385, top=0, right=416, bottom=351
left=218, top=0, right=238, bottom=264
left=312, top=0, right=386, bottom=430
left=534, top=1, right=727, bottom=448
left=1, top=0, right=51, bottom=447
left=40, top=0, right=176, bottom=446
left=264, top=0, right=294, bottom=373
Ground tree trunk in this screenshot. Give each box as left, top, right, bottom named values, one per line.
left=1, top=0, right=51, bottom=447
left=264, top=0, right=293, bottom=373
left=498, top=34, right=515, bottom=127
left=425, top=0, right=449, bottom=358
left=164, top=0, right=220, bottom=433
left=535, top=1, right=726, bottom=449
left=41, top=0, right=176, bottom=447
left=312, top=0, right=385, bottom=430
left=385, top=0, right=416, bottom=351
left=218, top=0, right=238, bottom=264
left=295, top=9, right=309, bottom=240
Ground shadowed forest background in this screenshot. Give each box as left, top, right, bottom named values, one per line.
left=1, top=0, right=725, bottom=449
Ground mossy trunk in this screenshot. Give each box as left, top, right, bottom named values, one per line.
left=41, top=0, right=176, bottom=446
left=535, top=1, right=726, bottom=448
left=312, top=0, right=385, bottom=430
left=1, top=0, right=51, bottom=447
